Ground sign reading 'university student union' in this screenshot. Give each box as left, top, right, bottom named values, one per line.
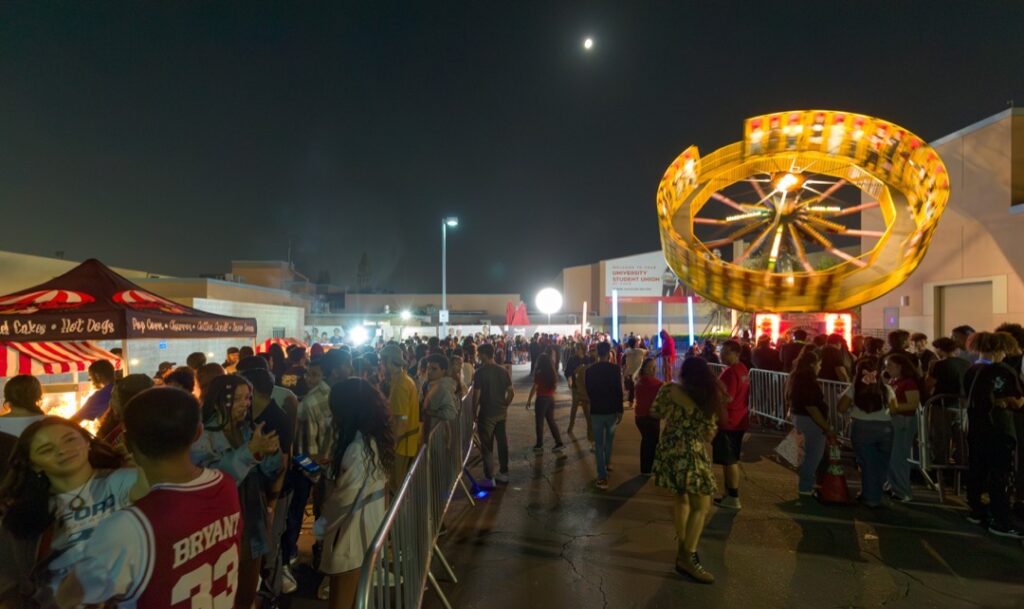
left=603, top=251, right=694, bottom=303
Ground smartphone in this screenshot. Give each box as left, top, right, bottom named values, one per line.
left=293, top=453, right=321, bottom=475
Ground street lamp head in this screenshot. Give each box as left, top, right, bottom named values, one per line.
left=444, top=216, right=459, bottom=227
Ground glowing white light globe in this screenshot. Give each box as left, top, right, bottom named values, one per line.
left=583, top=37, right=594, bottom=50
left=535, top=288, right=563, bottom=315
left=350, top=325, right=370, bottom=346
left=400, top=310, right=412, bottom=321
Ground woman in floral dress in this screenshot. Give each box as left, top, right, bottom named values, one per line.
left=652, top=357, right=725, bottom=584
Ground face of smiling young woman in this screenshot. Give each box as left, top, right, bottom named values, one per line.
left=230, top=383, right=252, bottom=423
left=30, top=424, right=91, bottom=480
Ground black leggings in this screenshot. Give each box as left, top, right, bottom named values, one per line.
left=635, top=415, right=660, bottom=474
left=967, top=431, right=1015, bottom=526
left=535, top=395, right=563, bottom=447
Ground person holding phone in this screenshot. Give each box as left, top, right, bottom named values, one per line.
left=191, top=375, right=281, bottom=609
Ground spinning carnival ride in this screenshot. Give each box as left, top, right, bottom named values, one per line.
left=657, top=110, right=949, bottom=313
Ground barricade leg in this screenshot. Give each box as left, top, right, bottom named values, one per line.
left=427, top=572, right=453, bottom=609
left=458, top=475, right=476, bottom=505
left=433, top=544, right=458, bottom=583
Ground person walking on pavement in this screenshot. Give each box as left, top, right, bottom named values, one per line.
left=526, top=353, right=565, bottom=454
left=622, top=337, right=647, bottom=409
left=584, top=342, right=624, bottom=490
left=564, top=343, right=589, bottom=436
left=473, top=344, right=515, bottom=488
left=651, top=357, right=725, bottom=584
left=634, top=358, right=663, bottom=476
left=712, top=340, right=750, bottom=509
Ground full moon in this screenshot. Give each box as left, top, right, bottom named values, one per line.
left=583, top=37, right=594, bottom=50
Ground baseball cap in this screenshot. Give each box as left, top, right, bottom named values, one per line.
left=156, top=362, right=176, bottom=375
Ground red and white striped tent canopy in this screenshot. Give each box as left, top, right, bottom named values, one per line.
left=0, top=341, right=122, bottom=377
left=255, top=338, right=307, bottom=354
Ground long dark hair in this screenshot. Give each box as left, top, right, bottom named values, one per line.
left=678, top=357, right=725, bottom=418
left=852, top=356, right=886, bottom=413
left=329, top=378, right=395, bottom=479
left=786, top=348, right=820, bottom=402
left=201, top=374, right=252, bottom=432
left=885, top=353, right=923, bottom=390
left=0, top=417, right=123, bottom=539
left=267, top=343, right=288, bottom=381
left=534, top=353, right=557, bottom=390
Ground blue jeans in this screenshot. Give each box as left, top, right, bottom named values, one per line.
left=888, top=413, right=918, bottom=499
left=794, top=415, right=826, bottom=493
left=851, top=420, right=893, bottom=506
left=591, top=413, right=619, bottom=480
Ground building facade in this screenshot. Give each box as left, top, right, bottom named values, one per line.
left=861, top=109, right=1024, bottom=337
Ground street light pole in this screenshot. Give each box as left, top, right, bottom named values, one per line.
left=441, top=216, right=458, bottom=339
left=442, top=219, right=447, bottom=338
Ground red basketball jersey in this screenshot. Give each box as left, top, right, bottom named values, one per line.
left=126, top=469, right=242, bottom=609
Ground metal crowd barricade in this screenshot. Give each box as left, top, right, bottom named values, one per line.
left=355, top=388, right=477, bottom=609
left=820, top=378, right=852, bottom=441
left=747, top=369, right=791, bottom=427
left=742, top=368, right=852, bottom=442
left=912, top=393, right=968, bottom=503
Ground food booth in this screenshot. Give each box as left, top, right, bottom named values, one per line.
left=0, top=258, right=257, bottom=427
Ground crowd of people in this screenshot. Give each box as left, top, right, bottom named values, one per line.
left=0, top=335, right=489, bottom=609
left=0, top=321, right=1021, bottom=605
left=512, top=324, right=1024, bottom=582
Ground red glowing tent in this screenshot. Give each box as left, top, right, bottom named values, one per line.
left=510, top=302, right=531, bottom=326
left=0, top=340, right=121, bottom=377
left=256, top=337, right=307, bottom=354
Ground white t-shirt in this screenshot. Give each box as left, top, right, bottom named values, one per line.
left=0, top=414, right=44, bottom=437
left=623, top=348, right=647, bottom=376
left=47, top=468, right=139, bottom=589
left=842, top=384, right=895, bottom=422
left=271, top=385, right=296, bottom=409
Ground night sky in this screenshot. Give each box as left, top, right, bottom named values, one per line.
left=3, top=2, right=1023, bottom=299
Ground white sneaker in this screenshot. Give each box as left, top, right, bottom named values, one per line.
left=281, top=565, right=298, bottom=594
left=317, top=577, right=330, bottom=600
left=495, top=473, right=509, bottom=484
left=714, top=496, right=742, bottom=510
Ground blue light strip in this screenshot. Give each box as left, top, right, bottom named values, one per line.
left=612, top=289, right=619, bottom=342
left=657, top=300, right=663, bottom=348
left=687, top=296, right=695, bottom=347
